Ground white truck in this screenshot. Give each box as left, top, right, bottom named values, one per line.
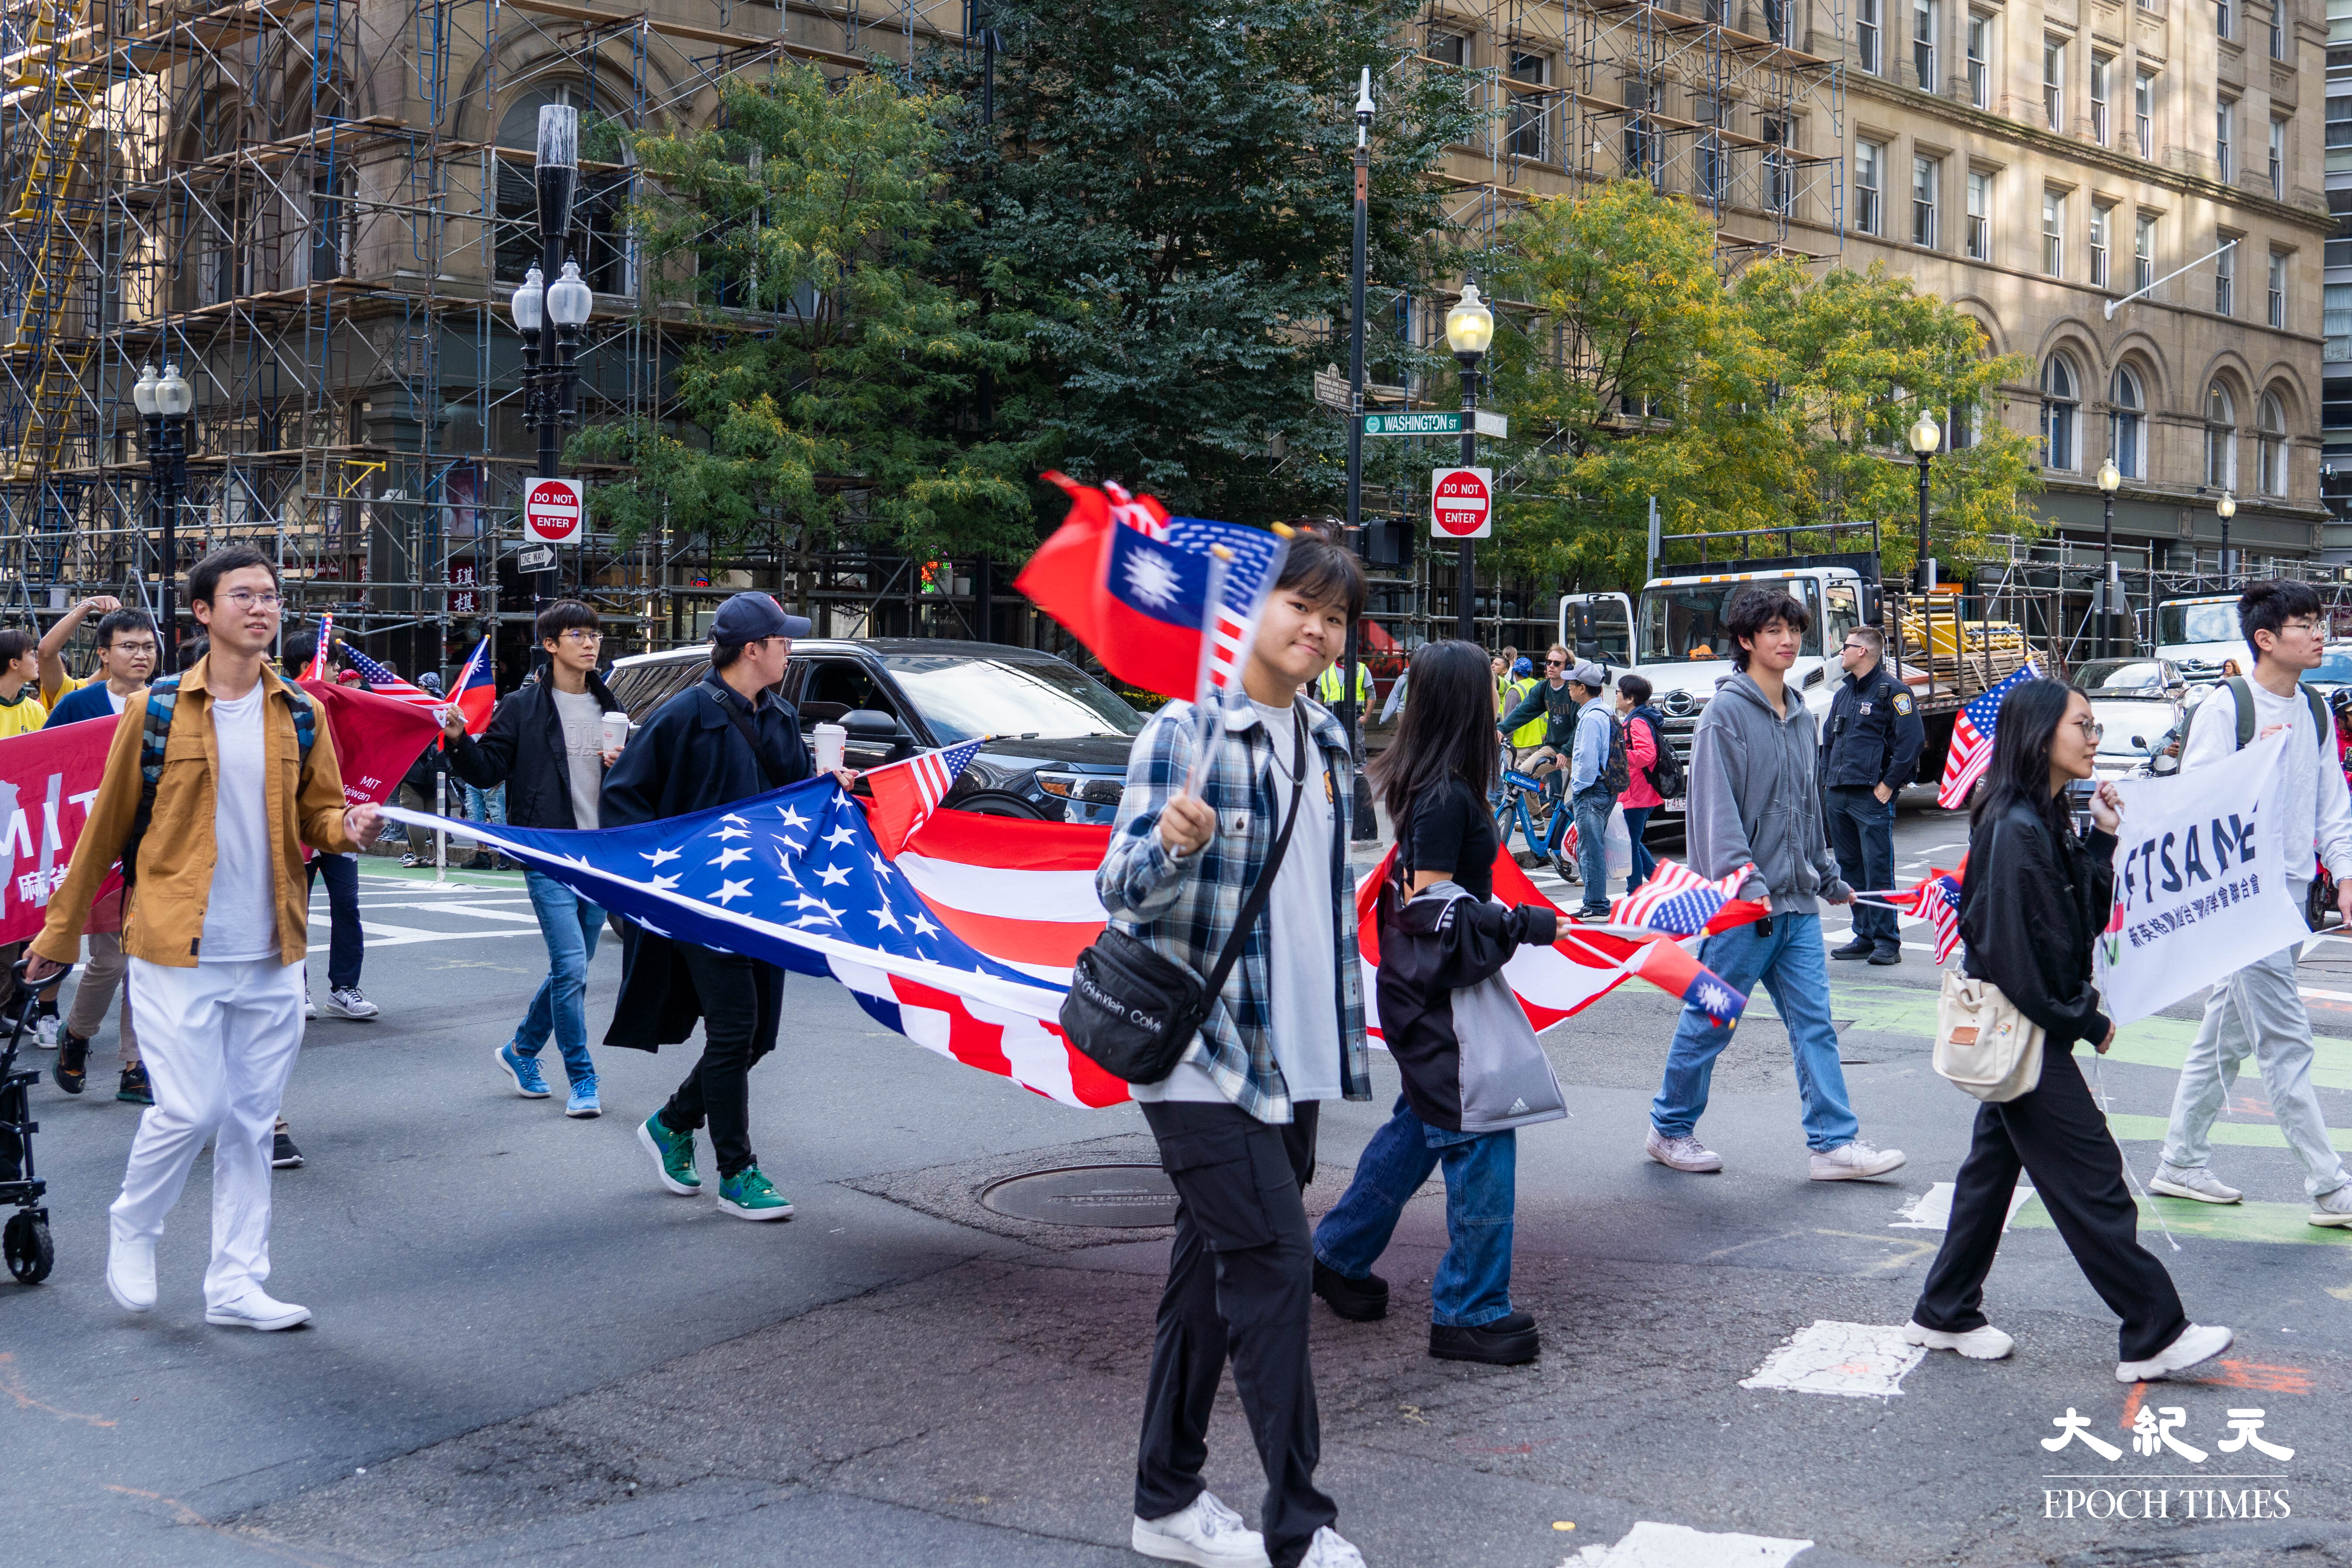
left=2151, top=594, right=2245, bottom=684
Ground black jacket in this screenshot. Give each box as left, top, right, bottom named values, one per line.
left=599, top=669, right=812, bottom=1051
left=1959, top=796, right=2117, bottom=1050
left=445, top=670, right=621, bottom=830
left=1821, top=659, right=1926, bottom=791
left=1374, top=866, right=1559, bottom=1130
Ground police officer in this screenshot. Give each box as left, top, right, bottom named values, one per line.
left=1821, top=624, right=1923, bottom=964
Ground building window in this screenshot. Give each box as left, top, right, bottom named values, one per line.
left=1967, top=14, right=1991, bottom=108
left=1425, top=28, right=1468, bottom=66
left=2270, top=116, right=2286, bottom=198
left=1699, top=129, right=1728, bottom=201
left=1913, top=156, right=1939, bottom=246
left=2206, top=380, right=2238, bottom=489
left=2044, top=40, right=2066, bottom=130
left=2217, top=235, right=2236, bottom=314
left=1966, top=169, right=1990, bottom=258
left=2042, top=355, right=2080, bottom=470
left=2090, top=203, right=2111, bottom=286
left=2110, top=365, right=2145, bottom=479
left=1623, top=74, right=1657, bottom=176
left=1914, top=0, right=1938, bottom=89
left=1859, top=0, right=1882, bottom=72
left=2329, top=95, right=2352, bottom=168
left=1508, top=52, right=1552, bottom=161
left=2218, top=98, right=2234, bottom=181
left=2269, top=249, right=2288, bottom=327
left=2258, top=391, right=2288, bottom=495
left=2136, top=69, right=2157, bottom=158
left=2091, top=55, right=2113, bottom=146
left=2218, top=0, right=2233, bottom=38
left=2330, top=187, right=2352, bottom=268
left=2273, top=0, right=2288, bottom=59
left=1949, top=398, right=1976, bottom=450
left=2135, top=212, right=2157, bottom=291
left=1764, top=0, right=1790, bottom=45
left=1765, top=117, right=1793, bottom=214
left=2043, top=190, right=2066, bottom=274
left=1855, top=139, right=1883, bottom=235
left=2327, top=280, right=2352, bottom=358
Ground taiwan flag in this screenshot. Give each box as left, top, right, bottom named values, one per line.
left=1015, top=472, right=1288, bottom=702
left=452, top=636, right=497, bottom=737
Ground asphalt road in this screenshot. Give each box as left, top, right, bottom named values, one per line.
left=6, top=815, right=2352, bottom=1568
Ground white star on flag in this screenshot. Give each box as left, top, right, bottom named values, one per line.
left=824, top=825, right=859, bottom=848
left=644, top=847, right=681, bottom=867
left=818, top=863, right=852, bottom=886
left=709, top=879, right=753, bottom=905
left=712, top=847, right=752, bottom=868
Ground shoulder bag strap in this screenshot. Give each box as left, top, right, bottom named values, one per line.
left=712, top=688, right=787, bottom=788
left=1200, top=707, right=1309, bottom=1002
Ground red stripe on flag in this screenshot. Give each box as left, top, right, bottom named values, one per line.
left=917, top=902, right=1103, bottom=969
left=902, top=812, right=1115, bottom=872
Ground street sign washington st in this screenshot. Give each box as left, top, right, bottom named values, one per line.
left=1362, top=410, right=1507, bottom=438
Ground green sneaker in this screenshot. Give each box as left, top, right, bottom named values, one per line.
left=636, top=1112, right=701, bottom=1195
left=716, top=1165, right=794, bottom=1222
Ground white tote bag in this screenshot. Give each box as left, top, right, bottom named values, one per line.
left=1932, top=970, right=2046, bottom=1103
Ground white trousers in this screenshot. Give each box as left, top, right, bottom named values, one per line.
left=2161, top=938, right=2352, bottom=1201
left=111, top=956, right=305, bottom=1308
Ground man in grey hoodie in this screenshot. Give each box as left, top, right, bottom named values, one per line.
left=1644, top=586, right=1908, bottom=1182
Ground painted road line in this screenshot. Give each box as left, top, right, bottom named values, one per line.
left=1567, top=1521, right=1814, bottom=1567
left=1892, top=1181, right=2038, bottom=1231
left=2101, top=1111, right=2352, bottom=1153
left=1738, top=1320, right=1924, bottom=1399
left=2011, top=1192, right=2352, bottom=1247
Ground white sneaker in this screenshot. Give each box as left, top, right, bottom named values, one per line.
left=106, top=1234, right=155, bottom=1312
left=1299, top=1527, right=1367, bottom=1568
left=2150, top=1162, right=2243, bottom=1204
left=205, top=1292, right=313, bottom=1331
left=1810, top=1140, right=1907, bottom=1181
left=303, top=996, right=317, bottom=1020
left=2310, top=1185, right=2352, bottom=1228
left=2116, top=1323, right=2233, bottom=1383
left=33, top=1011, right=58, bottom=1049
left=1132, top=1491, right=1270, bottom=1567
left=324, top=987, right=379, bottom=1020
left=1903, top=1319, right=2014, bottom=1360
left=1645, top=1129, right=1723, bottom=1173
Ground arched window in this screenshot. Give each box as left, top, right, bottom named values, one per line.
left=2205, top=380, right=2238, bottom=490
left=2108, top=365, right=2144, bottom=479
left=2040, top=354, right=2080, bottom=470
left=2258, top=390, right=2288, bottom=495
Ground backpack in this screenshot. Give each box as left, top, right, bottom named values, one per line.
left=1636, top=708, right=1686, bottom=800
left=1597, top=708, right=1630, bottom=796
left=121, top=673, right=316, bottom=886
left=2187, top=675, right=2327, bottom=760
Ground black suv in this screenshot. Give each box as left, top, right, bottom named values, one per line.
left=602, top=638, right=1144, bottom=824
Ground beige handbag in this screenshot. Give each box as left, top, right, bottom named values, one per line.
left=1933, top=970, right=2046, bottom=1103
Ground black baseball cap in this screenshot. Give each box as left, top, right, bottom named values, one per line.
left=710, top=592, right=812, bottom=645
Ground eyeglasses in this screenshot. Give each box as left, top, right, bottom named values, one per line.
left=109, top=641, right=157, bottom=657
left=220, top=590, right=282, bottom=610
left=2280, top=619, right=2322, bottom=635
left=559, top=629, right=602, bottom=643
left=1842, top=642, right=1870, bottom=654
left=2073, top=718, right=2105, bottom=740
left=1545, top=657, right=1566, bottom=666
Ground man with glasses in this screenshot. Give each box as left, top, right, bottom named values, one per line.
left=2153, top=581, right=2352, bottom=1225
left=27, top=546, right=378, bottom=1330
left=1497, top=642, right=1585, bottom=788
left=1821, top=624, right=1923, bottom=965
left=444, top=600, right=624, bottom=1119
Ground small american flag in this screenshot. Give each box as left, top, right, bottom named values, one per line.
left=303, top=613, right=334, bottom=682
left=340, top=644, right=446, bottom=715
left=1610, top=858, right=1760, bottom=936
left=1866, top=870, right=1964, bottom=964
left=1937, top=661, right=2040, bottom=808
left=864, top=739, right=985, bottom=856
left=1104, top=480, right=1172, bottom=542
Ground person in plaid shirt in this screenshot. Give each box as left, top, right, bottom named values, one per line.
left=1100, top=533, right=1373, bottom=1568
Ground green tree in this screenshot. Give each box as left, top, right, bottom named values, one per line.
left=923, top=0, right=1482, bottom=525
left=571, top=65, right=1040, bottom=563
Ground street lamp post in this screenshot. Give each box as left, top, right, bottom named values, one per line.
left=1342, top=69, right=1376, bottom=841
left=1907, top=411, right=1940, bottom=593
left=2216, top=490, right=2237, bottom=586
left=1445, top=280, right=1494, bottom=644
left=513, top=102, right=588, bottom=608
left=132, top=362, right=193, bottom=661
left=2097, top=458, right=2122, bottom=657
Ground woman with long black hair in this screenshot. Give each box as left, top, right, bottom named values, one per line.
left=1311, top=640, right=1564, bottom=1365
left=1906, top=678, right=2232, bottom=1382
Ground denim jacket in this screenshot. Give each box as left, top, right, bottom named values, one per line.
left=1096, top=687, right=1373, bottom=1124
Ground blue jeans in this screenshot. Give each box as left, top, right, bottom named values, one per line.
left=1573, top=786, right=1614, bottom=913
left=465, top=782, right=506, bottom=827
left=513, top=870, right=604, bottom=1086
left=1620, top=805, right=1657, bottom=894
left=1823, top=786, right=1897, bottom=947
left=305, top=852, right=362, bottom=990
left=1313, top=1096, right=1517, bottom=1327
left=1649, top=911, right=1860, bottom=1153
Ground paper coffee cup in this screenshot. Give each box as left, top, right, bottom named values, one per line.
left=600, top=712, right=629, bottom=752
left=812, top=722, right=847, bottom=774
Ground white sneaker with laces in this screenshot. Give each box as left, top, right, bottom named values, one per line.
left=2310, top=1185, right=2352, bottom=1228
left=2150, top=1162, right=2243, bottom=1204
left=33, top=1011, right=58, bottom=1049
left=107, top=1234, right=155, bottom=1312
left=1810, top=1140, right=1907, bottom=1180
left=1131, top=1491, right=1270, bottom=1567
left=303, top=995, right=317, bottom=1020
left=1299, top=1527, right=1368, bottom=1568
left=205, top=1292, right=313, bottom=1331
left=1903, top=1319, right=2014, bottom=1360
left=1645, top=1129, right=1723, bottom=1173
left=324, top=987, right=379, bottom=1020
left=2116, top=1323, right=2233, bottom=1383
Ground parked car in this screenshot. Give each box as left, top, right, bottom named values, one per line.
left=2073, top=657, right=2188, bottom=782
left=603, top=638, right=1145, bottom=823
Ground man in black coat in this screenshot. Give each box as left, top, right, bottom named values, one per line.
left=443, top=600, right=624, bottom=1117
left=1821, top=624, right=1924, bottom=965
left=603, top=592, right=839, bottom=1223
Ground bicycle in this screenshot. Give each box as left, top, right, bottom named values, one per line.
left=1493, top=746, right=1578, bottom=884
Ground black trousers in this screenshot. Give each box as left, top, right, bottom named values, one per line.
left=1913, top=1046, right=2190, bottom=1362
left=659, top=944, right=784, bottom=1180
left=1137, top=1099, right=1334, bottom=1568
left=1823, top=786, right=1897, bottom=947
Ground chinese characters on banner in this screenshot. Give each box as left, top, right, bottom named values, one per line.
left=0, top=716, right=118, bottom=944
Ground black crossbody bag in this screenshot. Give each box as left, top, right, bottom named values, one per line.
left=1061, top=709, right=1308, bottom=1084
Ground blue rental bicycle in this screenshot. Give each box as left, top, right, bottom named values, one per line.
left=1493, top=747, right=1578, bottom=885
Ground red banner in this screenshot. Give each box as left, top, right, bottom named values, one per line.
left=299, top=678, right=444, bottom=807
left=0, top=717, right=121, bottom=944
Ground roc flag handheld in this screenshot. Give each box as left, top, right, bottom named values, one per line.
left=452, top=637, right=496, bottom=736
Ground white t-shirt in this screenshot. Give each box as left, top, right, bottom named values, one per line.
left=2180, top=676, right=2352, bottom=889
left=199, top=683, right=279, bottom=961
left=551, top=686, right=606, bottom=830
left=1133, top=699, right=1343, bottom=1110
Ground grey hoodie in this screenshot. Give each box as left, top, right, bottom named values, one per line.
left=1686, top=670, right=1853, bottom=915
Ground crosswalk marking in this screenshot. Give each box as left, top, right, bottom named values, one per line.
left=2012, top=1193, right=2352, bottom=1248
left=1567, top=1521, right=1815, bottom=1568
left=1891, top=1182, right=2038, bottom=1231
left=1738, top=1320, right=1923, bottom=1399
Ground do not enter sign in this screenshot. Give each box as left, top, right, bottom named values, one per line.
left=1430, top=466, right=1492, bottom=539
left=523, top=476, right=585, bottom=545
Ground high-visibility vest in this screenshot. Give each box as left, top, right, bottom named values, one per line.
left=1317, top=661, right=1372, bottom=706
left=1504, top=679, right=1546, bottom=746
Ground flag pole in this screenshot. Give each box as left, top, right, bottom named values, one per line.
left=1185, top=546, right=1235, bottom=800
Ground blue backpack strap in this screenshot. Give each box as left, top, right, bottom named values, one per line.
left=281, top=682, right=317, bottom=771
left=125, top=674, right=183, bottom=886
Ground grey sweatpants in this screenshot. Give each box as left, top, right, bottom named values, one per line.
left=2160, top=937, right=2350, bottom=1200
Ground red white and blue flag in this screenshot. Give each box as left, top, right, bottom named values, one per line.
left=1608, top=859, right=1768, bottom=937
left=1016, top=472, right=1288, bottom=703
left=341, top=644, right=448, bottom=715
left=303, top=613, right=334, bottom=682
left=1863, top=869, right=1965, bottom=964
left=863, top=739, right=985, bottom=857
left=452, top=637, right=497, bottom=737
left=1938, top=661, right=2041, bottom=808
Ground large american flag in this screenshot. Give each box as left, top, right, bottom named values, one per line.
left=1937, top=662, right=2041, bottom=808
left=863, top=739, right=985, bottom=857
left=341, top=643, right=448, bottom=715
left=1610, top=859, right=1761, bottom=936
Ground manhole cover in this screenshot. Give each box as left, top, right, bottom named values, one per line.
left=980, top=1165, right=1178, bottom=1228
